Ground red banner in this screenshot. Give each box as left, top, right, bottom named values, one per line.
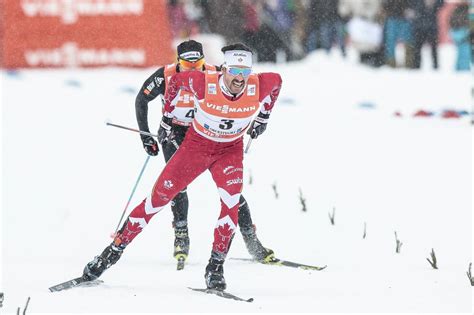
left=1, top=0, right=174, bottom=68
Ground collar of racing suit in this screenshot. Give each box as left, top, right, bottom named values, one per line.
left=218, top=75, right=245, bottom=101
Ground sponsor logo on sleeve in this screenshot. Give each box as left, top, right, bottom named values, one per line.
left=154, top=77, right=164, bottom=87
left=247, top=84, right=256, bottom=96
left=208, top=83, right=216, bottom=95
left=147, top=81, right=155, bottom=91
left=144, top=81, right=155, bottom=95
left=163, top=180, right=174, bottom=190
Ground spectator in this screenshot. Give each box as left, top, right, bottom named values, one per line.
left=305, top=0, right=322, bottom=52
left=168, top=0, right=194, bottom=39
left=206, top=0, right=245, bottom=44
left=289, top=0, right=309, bottom=60
left=449, top=2, right=470, bottom=71
left=341, top=0, right=385, bottom=67
left=259, top=0, right=296, bottom=62
left=382, top=0, right=414, bottom=67
left=411, top=0, right=444, bottom=69
left=306, top=0, right=346, bottom=56
left=194, top=0, right=212, bottom=33
left=241, top=0, right=262, bottom=55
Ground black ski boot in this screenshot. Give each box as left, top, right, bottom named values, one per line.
left=83, top=243, right=124, bottom=280
left=205, top=256, right=226, bottom=291
left=241, top=226, right=275, bottom=262
left=173, top=226, right=190, bottom=262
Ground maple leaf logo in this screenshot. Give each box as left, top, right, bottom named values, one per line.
left=217, top=222, right=235, bottom=241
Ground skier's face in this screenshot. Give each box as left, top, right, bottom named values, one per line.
left=223, top=66, right=251, bottom=94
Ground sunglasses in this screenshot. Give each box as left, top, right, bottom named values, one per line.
left=179, top=58, right=205, bottom=70
left=227, top=67, right=252, bottom=77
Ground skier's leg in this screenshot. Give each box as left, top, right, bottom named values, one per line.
left=84, top=136, right=209, bottom=279
left=204, top=141, right=243, bottom=290
left=117, top=142, right=208, bottom=246
left=171, top=189, right=190, bottom=261
left=162, top=129, right=190, bottom=227
left=237, top=195, right=253, bottom=231
left=238, top=195, right=275, bottom=262
left=162, top=131, right=191, bottom=261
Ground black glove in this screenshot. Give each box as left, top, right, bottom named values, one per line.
left=247, top=112, right=269, bottom=139
left=157, top=116, right=173, bottom=144
left=141, top=134, right=159, bottom=156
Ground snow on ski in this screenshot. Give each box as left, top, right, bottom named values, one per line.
left=188, top=287, right=254, bottom=302
left=49, top=276, right=104, bottom=292
left=230, top=257, right=327, bottom=271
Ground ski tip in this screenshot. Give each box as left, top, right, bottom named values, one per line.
left=301, top=264, right=327, bottom=271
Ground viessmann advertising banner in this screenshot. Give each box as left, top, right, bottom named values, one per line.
left=1, top=0, right=174, bottom=68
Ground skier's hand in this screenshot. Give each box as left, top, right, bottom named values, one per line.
left=141, top=135, right=159, bottom=156
left=247, top=112, right=269, bottom=139
left=157, top=116, right=173, bottom=144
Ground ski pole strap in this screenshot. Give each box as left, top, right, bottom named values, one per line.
left=106, top=122, right=158, bottom=138
left=113, top=155, right=151, bottom=235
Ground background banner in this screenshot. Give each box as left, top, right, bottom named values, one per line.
left=1, top=0, right=174, bottom=68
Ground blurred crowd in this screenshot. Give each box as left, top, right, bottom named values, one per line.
left=167, top=0, right=471, bottom=71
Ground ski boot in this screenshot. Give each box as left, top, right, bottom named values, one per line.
left=174, top=226, right=190, bottom=270
left=241, top=225, right=275, bottom=263
left=83, top=242, right=124, bottom=280
left=205, top=255, right=226, bottom=291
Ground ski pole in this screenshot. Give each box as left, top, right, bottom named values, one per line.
left=106, top=121, right=158, bottom=138
left=106, top=121, right=181, bottom=151
left=112, top=155, right=151, bottom=237
left=244, top=125, right=259, bottom=154
left=244, top=137, right=253, bottom=154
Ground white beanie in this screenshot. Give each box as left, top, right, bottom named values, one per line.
left=224, top=50, right=253, bottom=67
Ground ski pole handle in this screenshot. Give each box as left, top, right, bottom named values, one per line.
left=106, top=122, right=158, bottom=138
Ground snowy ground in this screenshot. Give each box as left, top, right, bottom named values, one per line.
left=1, top=45, right=473, bottom=314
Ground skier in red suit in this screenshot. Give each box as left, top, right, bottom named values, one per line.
left=83, top=43, right=282, bottom=291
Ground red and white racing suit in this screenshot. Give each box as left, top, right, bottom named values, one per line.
left=116, top=70, right=282, bottom=258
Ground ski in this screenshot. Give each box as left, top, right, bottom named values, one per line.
left=177, top=257, right=185, bottom=270
left=49, top=276, right=103, bottom=292
left=230, top=257, right=327, bottom=271
left=188, top=287, right=254, bottom=303
left=188, top=287, right=253, bottom=303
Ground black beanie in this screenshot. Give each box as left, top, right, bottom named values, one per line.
left=177, top=40, right=204, bottom=61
